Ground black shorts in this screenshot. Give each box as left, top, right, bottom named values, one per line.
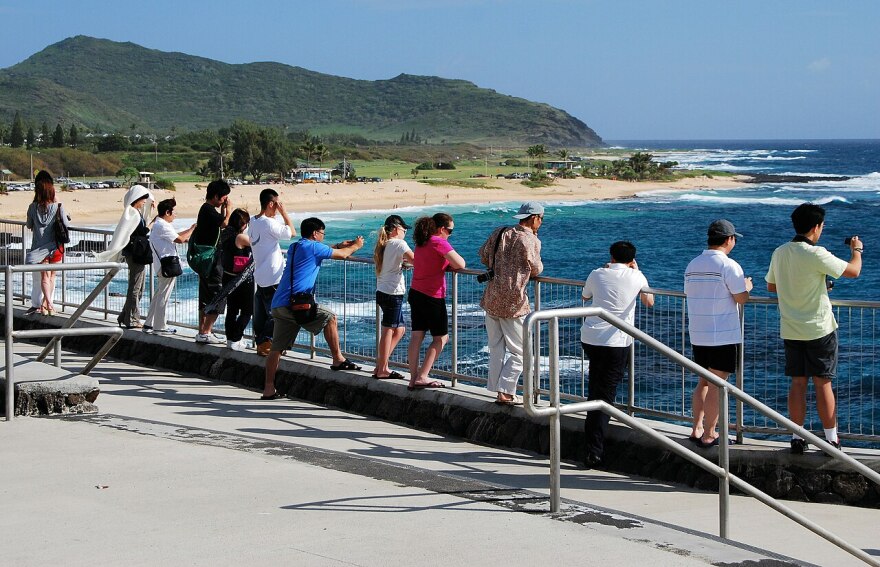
left=198, top=261, right=224, bottom=311
left=408, top=288, right=448, bottom=336
left=376, top=291, right=405, bottom=328
left=784, top=331, right=838, bottom=379
left=692, top=344, right=739, bottom=374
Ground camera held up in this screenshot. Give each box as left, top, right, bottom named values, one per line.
left=477, top=269, right=495, bottom=284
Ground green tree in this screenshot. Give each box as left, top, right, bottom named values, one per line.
left=116, top=166, right=139, bottom=186
left=526, top=144, right=548, bottom=169
left=52, top=123, right=65, bottom=147
left=40, top=121, right=50, bottom=148
left=557, top=149, right=569, bottom=160
left=10, top=112, right=24, bottom=148
left=299, top=136, right=319, bottom=164
left=628, top=152, right=654, bottom=177
left=26, top=126, right=35, bottom=150
left=315, top=142, right=329, bottom=167
left=68, top=124, right=79, bottom=148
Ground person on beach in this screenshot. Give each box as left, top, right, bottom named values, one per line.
left=684, top=220, right=752, bottom=448
left=373, top=214, right=414, bottom=380
left=215, top=209, right=253, bottom=351
left=580, top=241, right=654, bottom=468
left=261, top=217, right=364, bottom=399
left=765, top=203, right=863, bottom=454
left=25, top=171, right=69, bottom=316
left=95, top=184, right=155, bottom=329
left=478, top=202, right=544, bottom=405
left=406, top=213, right=466, bottom=390
left=143, top=199, right=195, bottom=334
left=249, top=188, right=295, bottom=356
left=191, top=179, right=233, bottom=344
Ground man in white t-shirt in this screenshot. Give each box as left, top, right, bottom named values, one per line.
left=684, top=219, right=752, bottom=449
left=248, top=189, right=295, bottom=356
left=580, top=241, right=654, bottom=468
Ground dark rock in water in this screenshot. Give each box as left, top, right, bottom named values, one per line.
left=743, top=173, right=851, bottom=184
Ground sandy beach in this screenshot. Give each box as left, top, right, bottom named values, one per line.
left=1, top=175, right=748, bottom=226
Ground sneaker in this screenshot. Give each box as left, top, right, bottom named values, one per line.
left=822, top=440, right=842, bottom=456
left=227, top=339, right=246, bottom=351
left=153, top=328, right=177, bottom=335
left=256, top=339, right=272, bottom=357
left=584, top=453, right=603, bottom=469
left=195, top=333, right=223, bottom=344
left=790, top=438, right=808, bottom=455
left=142, top=326, right=153, bottom=334
left=25, top=306, right=39, bottom=316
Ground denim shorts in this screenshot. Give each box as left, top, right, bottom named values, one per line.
left=376, top=291, right=405, bottom=328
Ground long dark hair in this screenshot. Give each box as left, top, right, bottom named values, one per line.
left=228, top=208, right=250, bottom=233
left=413, top=212, right=452, bottom=247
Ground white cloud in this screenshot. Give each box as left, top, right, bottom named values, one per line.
left=808, top=57, right=831, bottom=72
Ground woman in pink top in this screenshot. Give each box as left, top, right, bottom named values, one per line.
left=406, top=213, right=466, bottom=389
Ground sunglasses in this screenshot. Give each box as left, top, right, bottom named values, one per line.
left=444, top=226, right=454, bottom=234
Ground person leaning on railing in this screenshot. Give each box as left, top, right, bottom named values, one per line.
left=260, top=217, right=364, bottom=400
left=406, top=213, right=466, bottom=390
left=372, top=214, right=414, bottom=380
left=765, top=202, right=863, bottom=455
left=478, top=202, right=544, bottom=405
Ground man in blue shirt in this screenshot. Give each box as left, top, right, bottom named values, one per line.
left=261, top=217, right=365, bottom=399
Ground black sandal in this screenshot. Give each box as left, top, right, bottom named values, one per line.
left=330, top=359, right=361, bottom=371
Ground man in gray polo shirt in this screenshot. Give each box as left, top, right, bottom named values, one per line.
left=684, top=219, right=752, bottom=448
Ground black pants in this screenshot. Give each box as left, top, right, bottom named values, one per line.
left=223, top=275, right=254, bottom=342
left=582, top=343, right=630, bottom=459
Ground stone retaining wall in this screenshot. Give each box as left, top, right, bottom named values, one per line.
left=5, top=310, right=879, bottom=508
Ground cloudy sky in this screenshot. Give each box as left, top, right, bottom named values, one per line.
left=2, top=0, right=879, bottom=140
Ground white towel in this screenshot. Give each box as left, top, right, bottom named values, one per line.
left=94, top=185, right=154, bottom=262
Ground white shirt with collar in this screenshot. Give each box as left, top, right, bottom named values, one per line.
left=580, top=263, right=649, bottom=347
left=684, top=249, right=748, bottom=346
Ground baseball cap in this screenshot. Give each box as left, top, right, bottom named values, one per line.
left=513, top=201, right=545, bottom=219
left=384, top=214, right=412, bottom=230
left=708, top=219, right=743, bottom=238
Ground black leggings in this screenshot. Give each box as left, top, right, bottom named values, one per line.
left=223, top=276, right=254, bottom=342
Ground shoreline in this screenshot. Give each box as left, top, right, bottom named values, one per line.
left=1, top=175, right=749, bottom=226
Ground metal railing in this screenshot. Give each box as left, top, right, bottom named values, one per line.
left=4, top=261, right=126, bottom=421
left=522, top=305, right=880, bottom=566
left=1, top=218, right=878, bottom=443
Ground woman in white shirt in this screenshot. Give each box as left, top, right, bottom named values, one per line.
left=143, top=199, right=195, bottom=334
left=372, top=215, right=414, bottom=379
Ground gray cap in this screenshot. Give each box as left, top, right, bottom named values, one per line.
left=513, top=201, right=545, bottom=219
left=708, top=219, right=743, bottom=238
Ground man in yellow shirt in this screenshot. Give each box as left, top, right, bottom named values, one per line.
left=765, top=203, right=863, bottom=454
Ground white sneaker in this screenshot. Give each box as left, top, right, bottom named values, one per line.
left=196, top=333, right=223, bottom=344
left=227, top=339, right=246, bottom=351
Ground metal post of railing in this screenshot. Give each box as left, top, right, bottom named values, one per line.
left=681, top=296, right=687, bottom=414
left=19, top=224, right=26, bottom=305
left=5, top=265, right=14, bottom=420
left=60, top=261, right=66, bottom=313
left=102, top=233, right=110, bottom=319
left=53, top=340, right=61, bottom=367
left=342, top=260, right=348, bottom=353
left=548, top=316, right=561, bottom=513
left=451, top=272, right=458, bottom=387
left=719, top=385, right=730, bottom=539
left=533, top=280, right=542, bottom=404
left=736, top=307, right=745, bottom=444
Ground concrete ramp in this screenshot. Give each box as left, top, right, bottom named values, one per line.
left=1, top=350, right=99, bottom=416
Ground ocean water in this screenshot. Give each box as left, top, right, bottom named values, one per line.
left=311, top=140, right=879, bottom=300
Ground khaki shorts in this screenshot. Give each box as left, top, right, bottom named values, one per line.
left=270, top=305, right=335, bottom=352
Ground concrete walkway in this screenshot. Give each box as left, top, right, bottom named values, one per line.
left=3, top=344, right=878, bottom=566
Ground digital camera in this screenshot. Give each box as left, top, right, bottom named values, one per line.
left=477, top=269, right=495, bottom=284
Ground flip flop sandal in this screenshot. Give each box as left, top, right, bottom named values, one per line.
left=372, top=371, right=405, bottom=380
left=330, top=359, right=362, bottom=371
left=407, top=380, right=445, bottom=391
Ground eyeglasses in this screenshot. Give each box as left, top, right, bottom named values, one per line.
left=315, top=230, right=325, bottom=236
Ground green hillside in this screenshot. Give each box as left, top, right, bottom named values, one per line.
left=0, top=36, right=602, bottom=147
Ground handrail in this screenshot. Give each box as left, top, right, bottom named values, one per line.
left=522, top=305, right=880, bottom=567
left=4, top=261, right=126, bottom=421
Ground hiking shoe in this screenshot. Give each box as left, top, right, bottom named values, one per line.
left=790, top=438, right=808, bottom=455
left=256, top=339, right=272, bottom=357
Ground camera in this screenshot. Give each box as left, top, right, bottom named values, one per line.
left=844, top=237, right=852, bottom=245
left=477, top=269, right=495, bottom=284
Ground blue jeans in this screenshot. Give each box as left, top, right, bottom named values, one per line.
left=253, top=284, right=278, bottom=344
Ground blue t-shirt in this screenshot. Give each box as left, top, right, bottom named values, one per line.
left=271, top=238, right=334, bottom=309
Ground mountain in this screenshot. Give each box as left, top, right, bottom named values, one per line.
left=0, top=36, right=602, bottom=147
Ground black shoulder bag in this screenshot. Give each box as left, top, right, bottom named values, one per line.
left=288, top=242, right=318, bottom=324
left=149, top=240, right=183, bottom=278
left=54, top=204, right=70, bottom=246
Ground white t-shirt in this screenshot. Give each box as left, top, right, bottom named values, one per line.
left=684, top=249, right=748, bottom=346
left=148, top=218, right=180, bottom=275
left=376, top=238, right=413, bottom=295
left=580, top=264, right=649, bottom=347
left=249, top=215, right=292, bottom=287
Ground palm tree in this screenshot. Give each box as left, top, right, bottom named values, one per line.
left=557, top=149, right=569, bottom=160
left=316, top=143, right=329, bottom=167
left=300, top=137, right=318, bottom=165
